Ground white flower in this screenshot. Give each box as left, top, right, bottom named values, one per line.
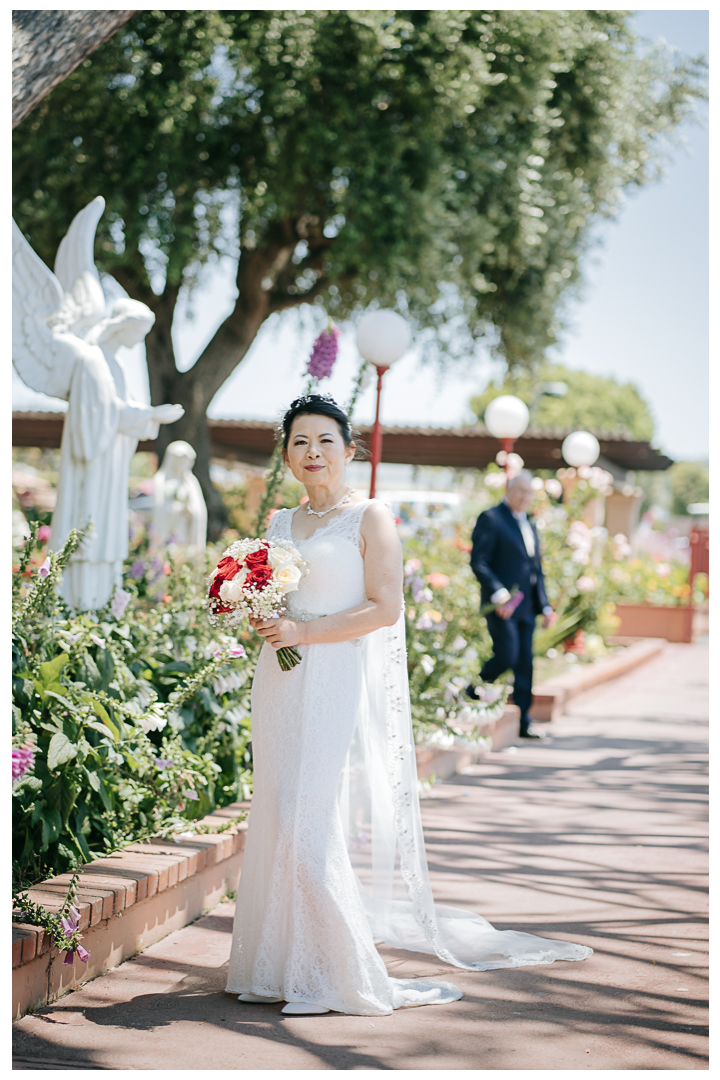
left=420, top=654, right=436, bottom=676
left=577, top=576, right=595, bottom=592
left=220, top=573, right=246, bottom=603
left=274, top=564, right=302, bottom=594
left=268, top=546, right=295, bottom=569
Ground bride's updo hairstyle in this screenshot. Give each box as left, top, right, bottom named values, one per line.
left=280, top=394, right=365, bottom=456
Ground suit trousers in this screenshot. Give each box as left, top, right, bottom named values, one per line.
left=480, top=613, right=536, bottom=722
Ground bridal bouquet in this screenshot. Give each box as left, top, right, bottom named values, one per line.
left=207, top=538, right=308, bottom=671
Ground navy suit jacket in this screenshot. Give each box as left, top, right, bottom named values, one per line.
left=470, top=501, right=549, bottom=619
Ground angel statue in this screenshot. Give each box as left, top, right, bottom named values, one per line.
left=151, top=440, right=208, bottom=553
left=13, top=196, right=184, bottom=611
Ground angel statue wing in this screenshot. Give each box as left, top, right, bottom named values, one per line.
left=13, top=198, right=107, bottom=401
left=54, top=196, right=107, bottom=334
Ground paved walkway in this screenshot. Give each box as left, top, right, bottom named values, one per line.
left=13, top=643, right=708, bottom=1070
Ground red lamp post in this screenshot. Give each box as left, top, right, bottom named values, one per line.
left=355, top=310, right=411, bottom=500
left=369, top=365, right=389, bottom=500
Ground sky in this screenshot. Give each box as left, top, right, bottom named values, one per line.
left=12, top=9, right=709, bottom=462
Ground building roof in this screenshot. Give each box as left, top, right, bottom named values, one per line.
left=12, top=411, right=674, bottom=472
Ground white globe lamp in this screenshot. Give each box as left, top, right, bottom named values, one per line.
left=562, top=430, right=601, bottom=468
left=484, top=395, right=530, bottom=474
left=356, top=309, right=411, bottom=369
left=356, top=310, right=412, bottom=499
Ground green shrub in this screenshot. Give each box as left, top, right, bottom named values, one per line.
left=12, top=528, right=256, bottom=885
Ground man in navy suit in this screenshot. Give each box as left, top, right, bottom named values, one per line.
left=469, top=470, right=556, bottom=738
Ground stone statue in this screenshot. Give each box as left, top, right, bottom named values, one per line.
left=12, top=196, right=184, bottom=610
left=151, top=441, right=207, bottom=553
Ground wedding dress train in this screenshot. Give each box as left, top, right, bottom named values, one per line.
left=225, top=501, right=591, bottom=1015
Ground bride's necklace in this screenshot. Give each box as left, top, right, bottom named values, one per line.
left=305, top=488, right=356, bottom=518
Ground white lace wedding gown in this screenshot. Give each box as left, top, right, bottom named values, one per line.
left=225, top=500, right=591, bottom=1015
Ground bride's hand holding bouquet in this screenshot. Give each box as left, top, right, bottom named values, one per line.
left=207, top=537, right=308, bottom=671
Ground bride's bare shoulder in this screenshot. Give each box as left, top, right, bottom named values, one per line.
left=360, top=499, right=398, bottom=537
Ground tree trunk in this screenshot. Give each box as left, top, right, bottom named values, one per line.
left=135, top=223, right=324, bottom=540
left=12, top=10, right=138, bottom=128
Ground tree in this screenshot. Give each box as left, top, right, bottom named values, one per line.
left=12, top=10, right=138, bottom=128
left=13, top=10, right=705, bottom=534
left=668, top=461, right=709, bottom=516
left=470, top=361, right=655, bottom=440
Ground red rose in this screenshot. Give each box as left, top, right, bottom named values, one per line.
left=244, top=565, right=274, bottom=590
left=244, top=549, right=269, bottom=569
left=209, top=556, right=242, bottom=599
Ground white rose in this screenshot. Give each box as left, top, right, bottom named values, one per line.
left=267, top=546, right=294, bottom=569
left=274, top=564, right=302, bottom=594
left=220, top=572, right=246, bottom=603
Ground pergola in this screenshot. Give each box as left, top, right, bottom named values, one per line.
left=12, top=411, right=673, bottom=474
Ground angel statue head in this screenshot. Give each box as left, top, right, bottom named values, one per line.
left=85, top=297, right=155, bottom=351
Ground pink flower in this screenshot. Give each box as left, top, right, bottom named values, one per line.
left=230, top=646, right=246, bottom=658
left=90, top=634, right=106, bottom=649
left=404, top=558, right=422, bottom=577
left=38, top=557, right=51, bottom=578
left=428, top=573, right=450, bottom=589
left=37, top=525, right=51, bottom=542
left=12, top=744, right=35, bottom=781
left=76, top=945, right=90, bottom=962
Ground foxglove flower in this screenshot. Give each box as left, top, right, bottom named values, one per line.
left=306, top=324, right=340, bottom=381
left=38, top=557, right=51, bottom=578
left=12, top=744, right=35, bottom=781
left=111, top=586, right=131, bottom=620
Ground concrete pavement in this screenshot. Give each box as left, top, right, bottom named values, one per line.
left=13, top=642, right=708, bottom=1070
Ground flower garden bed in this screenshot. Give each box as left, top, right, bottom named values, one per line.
left=612, top=604, right=693, bottom=643
left=12, top=803, right=248, bottom=1021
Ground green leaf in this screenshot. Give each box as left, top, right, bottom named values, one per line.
left=47, top=731, right=78, bottom=770
left=41, top=808, right=62, bottom=848
left=35, top=653, right=69, bottom=701
left=96, top=647, right=116, bottom=692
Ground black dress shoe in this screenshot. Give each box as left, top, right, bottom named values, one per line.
left=519, top=729, right=546, bottom=739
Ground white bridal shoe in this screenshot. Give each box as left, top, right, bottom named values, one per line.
left=281, top=1002, right=330, bottom=1015
left=238, top=993, right=284, bottom=1004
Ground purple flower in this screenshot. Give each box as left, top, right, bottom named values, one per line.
left=69, top=906, right=80, bottom=923
left=306, top=325, right=340, bottom=380
left=213, top=650, right=223, bottom=660
left=415, top=614, right=434, bottom=630
left=154, top=758, right=173, bottom=770
left=63, top=950, right=76, bottom=965
left=61, top=915, right=78, bottom=935
left=129, top=560, right=146, bottom=580
left=182, top=790, right=199, bottom=801
left=38, top=557, right=51, bottom=578
left=90, top=634, right=106, bottom=649
left=110, top=586, right=131, bottom=620
left=76, top=945, right=90, bottom=963
left=230, top=646, right=246, bottom=658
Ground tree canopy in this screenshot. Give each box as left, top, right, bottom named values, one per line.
left=13, top=9, right=705, bottom=530
left=470, top=361, right=656, bottom=441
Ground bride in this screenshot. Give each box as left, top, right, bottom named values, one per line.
left=225, top=394, right=591, bottom=1016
